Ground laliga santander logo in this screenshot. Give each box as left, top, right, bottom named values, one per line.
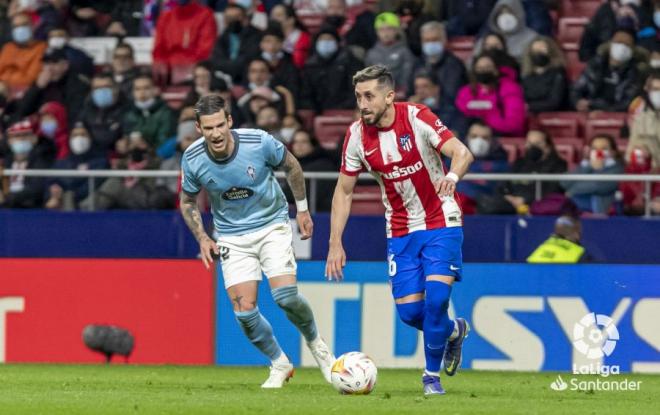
left=572, top=313, right=619, bottom=359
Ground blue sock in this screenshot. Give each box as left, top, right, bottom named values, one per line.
left=395, top=300, right=425, bottom=330
left=272, top=285, right=319, bottom=342
left=423, top=281, right=454, bottom=373
left=235, top=308, right=283, bottom=361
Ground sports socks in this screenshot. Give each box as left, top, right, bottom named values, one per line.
left=235, top=308, right=284, bottom=362
left=423, top=281, right=454, bottom=373
left=272, top=285, right=319, bottom=342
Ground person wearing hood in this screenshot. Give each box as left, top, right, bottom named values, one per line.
left=474, top=0, right=538, bottom=62
left=211, top=3, right=262, bottom=84
left=414, top=21, right=467, bottom=109
left=0, top=12, right=46, bottom=89
left=0, top=119, right=54, bottom=208
left=17, top=48, right=90, bottom=126
left=527, top=216, right=590, bottom=263
left=455, top=52, right=526, bottom=136
left=365, top=12, right=415, bottom=97
left=45, top=123, right=110, bottom=210
left=571, top=29, right=648, bottom=113
left=78, top=72, right=128, bottom=159
left=123, top=73, right=177, bottom=150
left=38, top=101, right=69, bottom=160
left=627, top=70, right=660, bottom=168
left=300, top=28, right=364, bottom=113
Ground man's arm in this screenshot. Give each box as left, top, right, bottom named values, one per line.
left=179, top=190, right=218, bottom=269
left=437, top=137, right=474, bottom=196
left=326, top=172, right=358, bottom=280
left=281, top=149, right=313, bottom=240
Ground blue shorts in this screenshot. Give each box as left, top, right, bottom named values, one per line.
left=387, top=227, right=463, bottom=299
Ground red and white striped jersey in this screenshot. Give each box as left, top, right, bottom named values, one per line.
left=341, top=102, right=462, bottom=238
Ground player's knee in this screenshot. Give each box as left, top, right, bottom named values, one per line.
left=271, top=284, right=301, bottom=311
left=396, top=301, right=425, bottom=328
left=424, top=281, right=452, bottom=322
left=234, top=308, right=262, bottom=328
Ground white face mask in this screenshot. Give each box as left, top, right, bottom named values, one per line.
left=651, top=59, right=660, bottom=69
left=650, top=90, right=660, bottom=110
left=468, top=136, right=491, bottom=157
left=135, top=97, right=155, bottom=110
left=280, top=127, right=296, bottom=143
left=70, top=135, right=91, bottom=155
left=497, top=13, right=518, bottom=33
left=620, top=0, right=640, bottom=6
left=48, top=36, right=67, bottom=49
left=610, top=42, right=633, bottom=63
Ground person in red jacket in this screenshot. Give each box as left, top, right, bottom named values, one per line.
left=270, top=4, right=311, bottom=70
left=152, top=0, right=217, bottom=84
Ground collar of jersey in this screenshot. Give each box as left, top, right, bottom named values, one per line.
left=204, top=130, right=240, bottom=165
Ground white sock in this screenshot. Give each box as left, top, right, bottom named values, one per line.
left=272, top=352, right=290, bottom=366
left=308, top=335, right=322, bottom=347
left=424, top=370, right=440, bottom=377
left=448, top=320, right=459, bottom=341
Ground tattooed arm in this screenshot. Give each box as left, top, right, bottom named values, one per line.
left=280, top=149, right=313, bottom=240
left=180, top=190, right=219, bottom=269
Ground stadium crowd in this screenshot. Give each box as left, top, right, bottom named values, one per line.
left=0, top=0, right=658, bottom=215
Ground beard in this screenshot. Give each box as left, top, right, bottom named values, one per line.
left=361, top=107, right=386, bottom=126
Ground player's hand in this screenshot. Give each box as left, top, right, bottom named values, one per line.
left=434, top=177, right=456, bottom=197
left=296, top=210, right=313, bottom=240
left=325, top=242, right=346, bottom=281
left=199, top=236, right=219, bottom=270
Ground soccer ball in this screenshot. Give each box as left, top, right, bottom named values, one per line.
left=330, top=351, right=377, bottom=395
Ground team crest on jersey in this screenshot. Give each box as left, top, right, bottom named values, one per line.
left=247, top=165, right=256, bottom=181
left=398, top=134, right=413, bottom=152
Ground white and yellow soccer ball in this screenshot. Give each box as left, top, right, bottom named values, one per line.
left=330, top=351, right=377, bottom=395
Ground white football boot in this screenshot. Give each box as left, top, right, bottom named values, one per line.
left=261, top=361, right=295, bottom=388
left=307, top=337, right=335, bottom=383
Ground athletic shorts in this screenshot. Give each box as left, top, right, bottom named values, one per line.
left=387, top=227, right=463, bottom=299
left=216, top=221, right=297, bottom=289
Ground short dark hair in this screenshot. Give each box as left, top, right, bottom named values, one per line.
left=195, top=94, right=227, bottom=122
left=114, top=42, right=134, bottom=57
left=92, top=71, right=115, bottom=84
left=352, top=65, right=395, bottom=89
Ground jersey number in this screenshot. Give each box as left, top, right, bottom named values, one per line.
left=388, top=254, right=397, bottom=277
left=220, top=246, right=230, bottom=261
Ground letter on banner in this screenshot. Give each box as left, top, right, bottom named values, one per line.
left=0, top=297, right=25, bottom=363
left=632, top=298, right=660, bottom=373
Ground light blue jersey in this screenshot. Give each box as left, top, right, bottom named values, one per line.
left=181, top=128, right=289, bottom=236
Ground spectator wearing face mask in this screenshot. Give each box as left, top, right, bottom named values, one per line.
left=0, top=119, right=54, bottom=208
left=408, top=72, right=467, bottom=136
left=269, top=4, right=311, bottom=70
left=650, top=42, right=660, bottom=70
left=237, top=58, right=293, bottom=120
left=415, top=21, right=467, bottom=109
left=572, top=29, right=648, bottom=113
left=475, top=0, right=538, bottom=62
left=17, top=48, right=90, bottom=125
left=477, top=129, right=567, bottom=214
left=395, top=0, right=435, bottom=57
left=37, top=101, right=68, bottom=160
left=78, top=72, right=127, bottom=158
left=365, top=13, right=415, bottom=97
left=627, top=70, right=660, bottom=168
left=0, top=13, right=46, bottom=89
left=255, top=104, right=286, bottom=142
left=300, top=28, right=364, bottom=113
left=619, top=144, right=660, bottom=215
left=456, top=52, right=526, bottom=136
left=477, top=32, right=521, bottom=81
left=123, top=73, right=177, bottom=150
left=258, top=26, right=301, bottom=104
left=521, top=36, right=568, bottom=113
left=579, top=0, right=647, bottom=63
left=45, top=123, right=110, bottom=210
left=458, top=119, right=509, bottom=202
left=562, top=134, right=625, bottom=214
left=111, top=43, right=139, bottom=100
left=46, top=26, right=93, bottom=78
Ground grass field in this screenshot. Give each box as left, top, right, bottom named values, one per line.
left=0, top=365, right=658, bottom=414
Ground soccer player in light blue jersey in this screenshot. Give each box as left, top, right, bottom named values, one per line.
left=180, top=95, right=334, bottom=388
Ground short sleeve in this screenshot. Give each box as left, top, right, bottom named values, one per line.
left=340, top=124, right=364, bottom=176
left=181, top=156, right=201, bottom=195
left=261, top=132, right=287, bottom=168
left=415, top=105, right=455, bottom=150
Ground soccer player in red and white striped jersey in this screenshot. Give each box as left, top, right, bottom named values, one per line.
left=325, top=65, right=474, bottom=395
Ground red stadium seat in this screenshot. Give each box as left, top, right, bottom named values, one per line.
left=351, top=186, right=385, bottom=215
left=558, top=17, right=588, bottom=47
left=314, top=115, right=353, bottom=150
left=448, top=36, right=476, bottom=63
left=585, top=113, right=628, bottom=140
left=162, top=85, right=191, bottom=110
left=537, top=112, right=586, bottom=138
left=560, top=0, right=604, bottom=18
left=170, top=64, right=195, bottom=85
left=498, top=137, right=525, bottom=164
left=297, top=109, right=316, bottom=132
left=323, top=109, right=357, bottom=118
left=555, top=143, right=578, bottom=170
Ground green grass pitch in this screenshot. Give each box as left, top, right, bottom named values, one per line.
left=0, top=365, right=658, bottom=414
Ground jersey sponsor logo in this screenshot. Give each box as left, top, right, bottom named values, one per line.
left=222, top=187, right=254, bottom=201
left=382, top=161, right=423, bottom=180
left=398, top=134, right=412, bottom=152
left=435, top=119, right=448, bottom=135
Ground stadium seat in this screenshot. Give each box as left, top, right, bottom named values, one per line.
left=170, top=64, right=195, bottom=85
left=297, top=109, right=316, bottom=132
left=560, top=0, right=604, bottom=18
left=585, top=113, right=628, bottom=140
left=562, top=46, right=586, bottom=82
left=351, top=186, right=385, bottom=215
left=314, top=115, right=353, bottom=150
left=448, top=36, right=476, bottom=63
left=558, top=17, right=588, bottom=47
left=298, top=12, right=324, bottom=35
left=162, top=85, right=191, bottom=110
left=537, top=112, right=585, bottom=138
left=322, top=109, right=357, bottom=118
left=498, top=137, right=525, bottom=164
left=555, top=143, right=578, bottom=170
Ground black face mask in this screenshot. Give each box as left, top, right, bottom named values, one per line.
left=531, top=52, right=550, bottom=67
left=324, top=15, right=345, bottom=28
left=0, top=95, right=6, bottom=108
left=525, top=145, right=544, bottom=161
left=475, top=71, right=498, bottom=85
left=130, top=148, right=147, bottom=162
left=227, top=21, right=243, bottom=34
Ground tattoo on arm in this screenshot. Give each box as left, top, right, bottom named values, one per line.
left=179, top=191, right=209, bottom=242
left=281, top=150, right=307, bottom=202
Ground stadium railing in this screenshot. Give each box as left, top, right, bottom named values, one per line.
left=2, top=169, right=659, bottom=217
